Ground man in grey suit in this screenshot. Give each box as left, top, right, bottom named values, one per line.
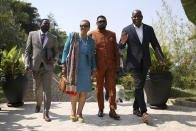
left=119, top=10, right=164, bottom=121
left=24, top=19, right=58, bottom=122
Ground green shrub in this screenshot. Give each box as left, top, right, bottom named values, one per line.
left=0, top=85, right=6, bottom=102
left=117, top=72, right=135, bottom=101
left=118, top=72, right=134, bottom=88
left=170, top=87, right=196, bottom=98
left=0, top=46, right=24, bottom=78
left=149, top=46, right=173, bottom=73
left=124, top=89, right=135, bottom=101
left=54, top=63, right=62, bottom=77
left=172, top=61, right=196, bottom=89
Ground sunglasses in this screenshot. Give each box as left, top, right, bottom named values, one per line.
left=97, top=20, right=106, bottom=23
left=80, top=25, right=89, bottom=28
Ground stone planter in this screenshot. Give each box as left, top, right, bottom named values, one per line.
left=144, top=72, right=172, bottom=109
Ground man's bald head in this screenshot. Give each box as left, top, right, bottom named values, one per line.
left=132, top=10, right=142, bottom=17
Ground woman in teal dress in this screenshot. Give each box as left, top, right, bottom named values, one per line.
left=61, top=20, right=96, bottom=123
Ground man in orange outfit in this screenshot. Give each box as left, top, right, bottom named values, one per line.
left=88, top=15, right=120, bottom=120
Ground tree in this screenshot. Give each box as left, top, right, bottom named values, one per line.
left=0, top=0, right=26, bottom=51
left=0, top=0, right=40, bottom=51
left=9, top=0, right=40, bottom=33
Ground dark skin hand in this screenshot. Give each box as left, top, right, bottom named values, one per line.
left=91, top=69, right=96, bottom=78
left=25, top=66, right=30, bottom=72
left=120, top=32, right=128, bottom=44
left=159, top=60, right=164, bottom=65
left=62, top=64, right=67, bottom=76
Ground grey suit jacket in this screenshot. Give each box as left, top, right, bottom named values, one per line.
left=24, top=30, right=59, bottom=71
left=119, top=24, right=164, bottom=69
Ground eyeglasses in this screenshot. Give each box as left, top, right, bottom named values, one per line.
left=80, top=25, right=89, bottom=28
left=97, top=20, right=106, bottom=23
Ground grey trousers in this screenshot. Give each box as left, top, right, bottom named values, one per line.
left=32, top=66, right=52, bottom=114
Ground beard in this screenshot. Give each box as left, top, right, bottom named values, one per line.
left=98, top=26, right=106, bottom=30
left=41, top=26, right=49, bottom=33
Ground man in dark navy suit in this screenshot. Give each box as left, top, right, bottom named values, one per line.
left=119, top=9, right=164, bottom=121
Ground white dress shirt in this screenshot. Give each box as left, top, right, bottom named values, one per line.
left=133, top=24, right=143, bottom=44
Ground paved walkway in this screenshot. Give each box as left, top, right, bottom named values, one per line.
left=0, top=102, right=196, bottom=131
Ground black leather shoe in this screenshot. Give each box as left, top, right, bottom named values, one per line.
left=35, top=105, right=40, bottom=113
left=109, top=109, right=120, bottom=120
left=98, top=109, right=104, bottom=117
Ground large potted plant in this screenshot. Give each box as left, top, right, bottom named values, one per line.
left=144, top=46, right=173, bottom=109
left=0, top=46, right=27, bottom=107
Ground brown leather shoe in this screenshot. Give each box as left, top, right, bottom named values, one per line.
left=133, top=109, right=142, bottom=117
left=142, top=113, right=151, bottom=121
left=98, top=109, right=104, bottom=117
left=35, top=105, right=40, bottom=113
left=43, top=114, right=51, bottom=122
left=109, top=109, right=120, bottom=120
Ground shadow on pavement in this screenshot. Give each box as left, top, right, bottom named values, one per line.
left=0, top=103, right=40, bottom=131
left=49, top=102, right=70, bottom=122
left=80, top=112, right=196, bottom=127
left=149, top=113, right=196, bottom=127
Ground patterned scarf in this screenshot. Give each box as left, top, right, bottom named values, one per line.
left=66, top=32, right=79, bottom=96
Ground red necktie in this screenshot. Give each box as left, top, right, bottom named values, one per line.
left=41, top=33, right=45, bottom=45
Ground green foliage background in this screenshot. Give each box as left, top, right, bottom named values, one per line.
left=149, top=46, right=173, bottom=73
left=0, top=46, right=24, bottom=78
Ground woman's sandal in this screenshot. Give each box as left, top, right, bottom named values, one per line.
left=70, top=115, right=77, bottom=122
left=77, top=115, right=84, bottom=123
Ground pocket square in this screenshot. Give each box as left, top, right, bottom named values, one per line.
left=109, top=37, right=113, bottom=41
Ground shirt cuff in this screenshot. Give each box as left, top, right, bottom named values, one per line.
left=25, top=64, right=29, bottom=67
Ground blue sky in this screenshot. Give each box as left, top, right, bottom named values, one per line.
left=23, top=0, right=188, bottom=39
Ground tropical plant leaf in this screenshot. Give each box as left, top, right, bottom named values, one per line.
left=2, top=50, right=8, bottom=57
left=0, top=46, right=24, bottom=77
left=181, top=0, right=196, bottom=25
left=149, top=46, right=173, bottom=73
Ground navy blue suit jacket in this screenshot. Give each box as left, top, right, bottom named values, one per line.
left=119, top=24, right=164, bottom=69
